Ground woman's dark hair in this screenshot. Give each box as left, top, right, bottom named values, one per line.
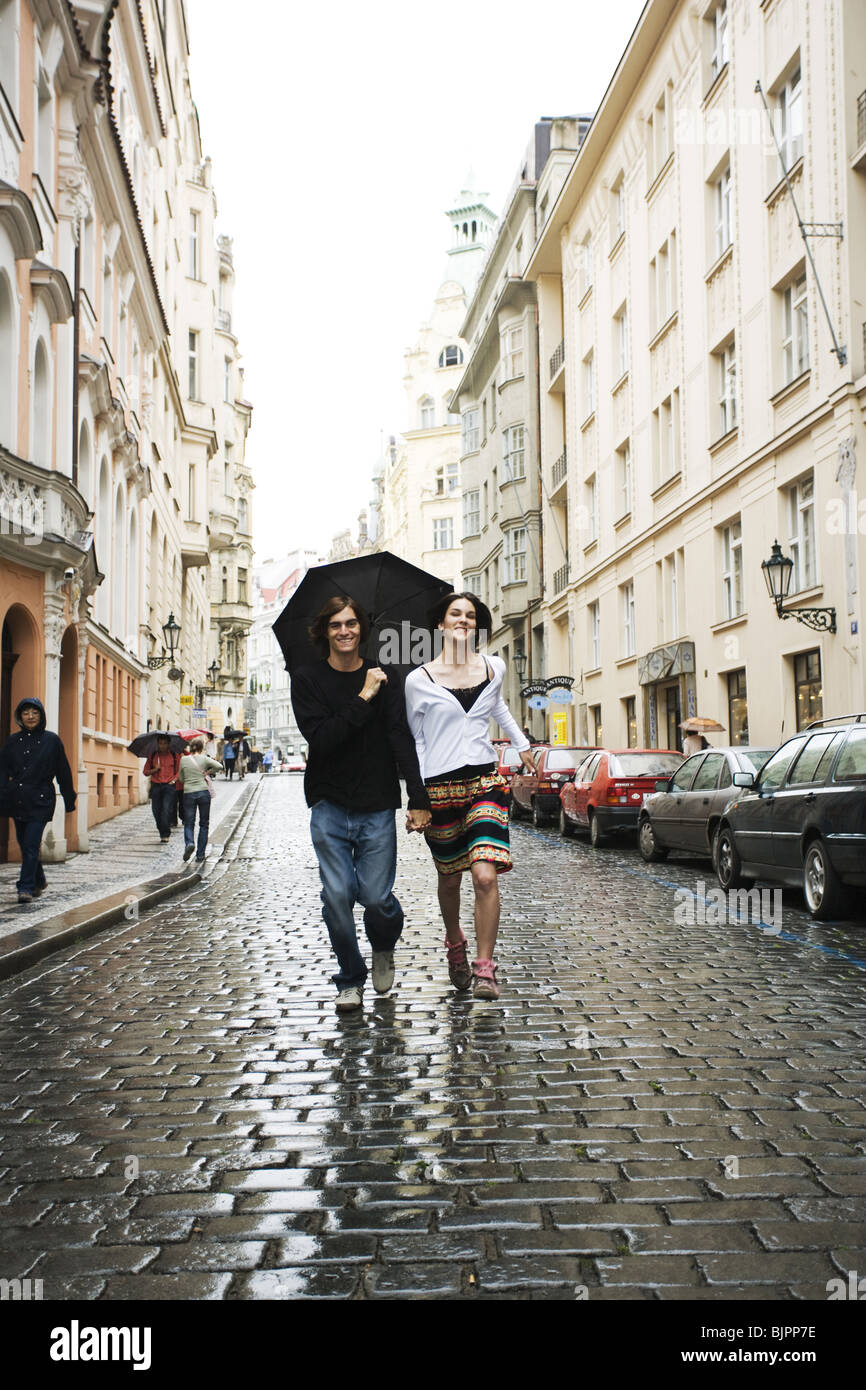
left=308, top=595, right=371, bottom=656
left=427, top=591, right=492, bottom=646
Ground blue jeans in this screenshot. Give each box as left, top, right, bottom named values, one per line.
left=309, top=801, right=403, bottom=991
left=183, top=789, right=211, bottom=859
left=14, top=818, right=49, bottom=896
left=150, top=782, right=176, bottom=838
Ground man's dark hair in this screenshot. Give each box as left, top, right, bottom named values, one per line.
left=427, top=591, right=492, bottom=646
left=308, top=595, right=371, bottom=656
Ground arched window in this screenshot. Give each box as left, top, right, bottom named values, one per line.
left=0, top=269, right=14, bottom=449
left=438, top=345, right=463, bottom=369
left=419, top=396, right=435, bottom=429
left=32, top=338, right=50, bottom=466
left=222, top=566, right=228, bottom=602
left=237, top=497, right=248, bottom=532
left=78, top=419, right=92, bottom=503
left=127, top=509, right=138, bottom=652
left=111, top=486, right=125, bottom=634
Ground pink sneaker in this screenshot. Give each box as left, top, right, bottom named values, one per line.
left=445, top=932, right=472, bottom=991
left=472, top=958, right=500, bottom=1000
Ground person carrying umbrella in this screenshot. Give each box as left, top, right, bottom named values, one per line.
left=222, top=737, right=236, bottom=780
left=290, top=594, right=432, bottom=1012
left=143, top=734, right=181, bottom=842
left=0, top=697, right=76, bottom=904
left=404, top=594, right=535, bottom=1000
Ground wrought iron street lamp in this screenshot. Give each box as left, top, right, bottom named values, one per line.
left=148, top=612, right=183, bottom=669
left=761, top=540, right=836, bottom=634
left=513, top=650, right=527, bottom=684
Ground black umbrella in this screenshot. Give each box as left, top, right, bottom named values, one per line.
left=128, top=731, right=186, bottom=758
left=272, top=552, right=453, bottom=678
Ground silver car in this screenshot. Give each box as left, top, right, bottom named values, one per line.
left=637, top=746, right=774, bottom=863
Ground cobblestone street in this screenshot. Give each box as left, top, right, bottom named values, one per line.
left=1, top=774, right=866, bottom=1302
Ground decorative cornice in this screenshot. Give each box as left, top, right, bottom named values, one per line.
left=30, top=260, right=75, bottom=323
left=0, top=180, right=43, bottom=259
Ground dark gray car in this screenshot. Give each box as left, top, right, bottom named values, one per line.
left=638, top=746, right=773, bottom=862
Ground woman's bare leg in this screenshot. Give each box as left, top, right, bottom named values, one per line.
left=471, top=863, right=500, bottom=959
left=437, top=871, right=462, bottom=941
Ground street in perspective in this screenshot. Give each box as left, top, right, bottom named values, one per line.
left=1, top=0, right=866, bottom=1345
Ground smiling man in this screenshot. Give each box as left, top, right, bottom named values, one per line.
left=290, top=595, right=431, bottom=1011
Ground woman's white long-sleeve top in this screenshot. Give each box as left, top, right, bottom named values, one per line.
left=404, top=655, right=530, bottom=780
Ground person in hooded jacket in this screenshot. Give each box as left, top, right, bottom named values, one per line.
left=0, top=697, right=76, bottom=904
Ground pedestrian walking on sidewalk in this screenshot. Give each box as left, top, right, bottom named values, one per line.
left=0, top=697, right=77, bottom=904
left=177, top=738, right=223, bottom=863
left=143, top=734, right=181, bottom=842
left=237, top=737, right=250, bottom=779
left=222, top=739, right=236, bottom=779
left=404, top=594, right=535, bottom=1001
left=291, top=595, right=431, bottom=1013
left=262, top=749, right=273, bottom=774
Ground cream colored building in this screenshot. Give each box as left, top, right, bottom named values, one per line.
left=526, top=0, right=866, bottom=750
left=379, top=186, right=496, bottom=589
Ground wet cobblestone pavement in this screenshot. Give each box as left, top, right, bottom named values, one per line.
left=1, top=775, right=865, bottom=1301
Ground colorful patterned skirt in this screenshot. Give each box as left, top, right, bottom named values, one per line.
left=424, top=770, right=512, bottom=876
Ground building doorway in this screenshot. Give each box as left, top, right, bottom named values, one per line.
left=0, top=619, right=18, bottom=863
left=662, top=682, right=681, bottom=752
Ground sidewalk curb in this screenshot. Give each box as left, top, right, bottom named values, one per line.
left=0, top=777, right=263, bottom=982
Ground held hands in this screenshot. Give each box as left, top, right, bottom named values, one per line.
left=405, top=809, right=432, bottom=834
left=360, top=667, right=388, bottom=701
left=519, top=750, right=536, bottom=772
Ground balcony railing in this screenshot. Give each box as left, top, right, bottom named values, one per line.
left=551, top=448, right=567, bottom=489
left=216, top=309, right=232, bottom=333
left=549, top=340, right=565, bottom=380
left=859, top=89, right=866, bottom=150
left=553, top=563, right=569, bottom=594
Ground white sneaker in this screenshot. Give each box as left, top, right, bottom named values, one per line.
left=371, top=950, right=395, bottom=994
left=335, top=985, right=363, bottom=1012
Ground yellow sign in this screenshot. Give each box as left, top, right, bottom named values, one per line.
left=551, top=711, right=568, bottom=745
left=180, top=695, right=194, bottom=706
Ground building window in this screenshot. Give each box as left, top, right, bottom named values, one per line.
left=583, top=351, right=595, bottom=420
left=589, top=601, right=600, bottom=668
left=788, top=475, right=816, bottom=591
left=650, top=232, right=677, bottom=332
left=503, top=324, right=524, bottom=379
left=721, top=519, right=743, bottom=619
left=187, top=330, right=198, bottom=399
left=223, top=357, right=232, bottom=402
left=189, top=210, right=199, bottom=278
left=652, top=390, right=679, bottom=482
left=611, top=175, right=626, bottom=244
left=420, top=396, right=435, bottom=428
left=648, top=83, right=673, bottom=182
left=187, top=463, right=196, bottom=520
left=238, top=569, right=247, bottom=603
left=621, top=580, right=635, bottom=657
left=503, top=527, right=527, bottom=584
left=438, top=345, right=463, bottom=368
left=714, top=165, right=731, bottom=259
left=616, top=440, right=632, bottom=519
left=582, top=236, right=593, bottom=294
left=727, top=668, right=748, bottom=744
left=237, top=497, right=248, bottom=532
left=463, top=489, right=480, bottom=536
left=584, top=473, right=598, bottom=543
left=794, top=649, right=822, bottom=730
left=624, top=696, right=637, bottom=747
left=709, top=0, right=729, bottom=81
left=461, top=408, right=480, bottom=454
left=777, top=66, right=803, bottom=173
left=613, top=304, right=629, bottom=381
left=433, top=517, right=454, bottom=550
left=37, top=68, right=53, bottom=190
left=782, top=273, right=809, bottom=383
left=716, top=341, right=737, bottom=436
left=226, top=637, right=237, bottom=671
left=435, top=462, right=458, bottom=495
left=502, top=424, right=525, bottom=481
left=590, top=704, right=603, bottom=745
left=664, top=551, right=680, bottom=639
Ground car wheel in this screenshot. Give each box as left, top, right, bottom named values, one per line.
left=638, top=816, right=668, bottom=863
left=559, top=806, right=574, bottom=838
left=509, top=796, right=522, bottom=822
left=802, top=838, right=846, bottom=921
left=714, top=825, right=752, bottom=891
left=531, top=800, right=545, bottom=828
left=589, top=812, right=607, bottom=848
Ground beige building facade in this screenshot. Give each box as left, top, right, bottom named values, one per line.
left=527, top=0, right=866, bottom=751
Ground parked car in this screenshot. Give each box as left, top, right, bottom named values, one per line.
left=496, top=743, right=540, bottom=798
left=637, top=746, right=774, bottom=863
left=510, top=746, right=596, bottom=826
left=280, top=758, right=306, bottom=773
left=713, top=715, right=866, bottom=919
left=560, top=748, right=684, bottom=846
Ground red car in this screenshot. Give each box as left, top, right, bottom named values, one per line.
left=559, top=748, right=684, bottom=847
left=510, top=745, right=596, bottom=826
left=496, top=743, right=534, bottom=797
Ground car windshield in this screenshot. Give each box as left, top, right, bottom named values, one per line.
left=501, top=748, right=522, bottom=768
left=547, top=751, right=583, bottom=771
left=738, top=749, right=773, bottom=773
left=609, top=753, right=683, bottom=777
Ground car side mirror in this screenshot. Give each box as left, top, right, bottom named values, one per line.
left=732, top=771, right=754, bottom=788
left=654, top=778, right=671, bottom=793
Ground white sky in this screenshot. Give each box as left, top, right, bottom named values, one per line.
left=185, top=0, right=648, bottom=562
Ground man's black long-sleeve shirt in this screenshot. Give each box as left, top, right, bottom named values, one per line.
left=291, top=660, right=430, bottom=812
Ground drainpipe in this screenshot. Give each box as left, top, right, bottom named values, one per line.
left=71, top=219, right=81, bottom=490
